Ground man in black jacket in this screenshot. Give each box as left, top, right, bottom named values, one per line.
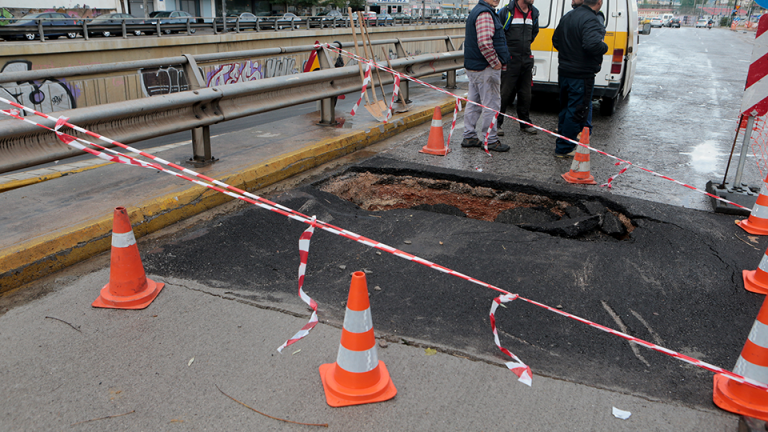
left=497, top=0, right=539, bottom=136
left=551, top=0, right=607, bottom=156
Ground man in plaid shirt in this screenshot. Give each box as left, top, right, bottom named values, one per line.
left=461, top=0, right=510, bottom=152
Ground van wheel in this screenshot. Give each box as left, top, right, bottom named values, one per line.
left=24, top=33, right=35, bottom=40
left=600, top=95, right=617, bottom=116
left=102, top=31, right=111, bottom=37
left=133, top=30, right=142, bottom=36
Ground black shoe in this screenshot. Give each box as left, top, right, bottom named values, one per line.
left=520, top=127, right=537, bottom=135
left=486, top=141, right=510, bottom=152
left=497, top=129, right=505, bottom=137
left=461, top=137, right=481, bottom=148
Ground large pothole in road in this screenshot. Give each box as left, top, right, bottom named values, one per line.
left=318, top=172, right=635, bottom=240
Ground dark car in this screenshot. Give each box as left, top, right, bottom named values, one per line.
left=4, top=12, right=81, bottom=40
left=669, top=18, right=681, bottom=28
left=146, top=10, right=197, bottom=34
left=87, top=13, right=144, bottom=37
left=317, top=9, right=343, bottom=28
left=377, top=13, right=394, bottom=26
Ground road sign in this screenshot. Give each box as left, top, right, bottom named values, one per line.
left=742, top=15, right=768, bottom=116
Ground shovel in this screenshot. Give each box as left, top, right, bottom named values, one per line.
left=348, top=8, right=387, bottom=121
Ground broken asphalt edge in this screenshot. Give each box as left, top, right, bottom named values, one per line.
left=0, top=100, right=456, bottom=294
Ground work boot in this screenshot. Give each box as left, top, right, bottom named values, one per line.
left=521, top=126, right=537, bottom=135
left=461, top=137, right=481, bottom=148
left=497, top=129, right=505, bottom=137
left=486, top=141, right=510, bottom=152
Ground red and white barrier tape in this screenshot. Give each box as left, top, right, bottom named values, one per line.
left=2, top=80, right=765, bottom=391
left=482, top=112, right=499, bottom=156
left=277, top=217, right=319, bottom=353
left=384, top=74, right=401, bottom=123
left=490, top=293, right=532, bottom=386
left=350, top=62, right=372, bottom=117
left=601, top=162, right=630, bottom=189
left=316, top=43, right=750, bottom=211
left=446, top=97, right=463, bottom=151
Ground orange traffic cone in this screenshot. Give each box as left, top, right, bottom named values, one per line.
left=739, top=174, right=768, bottom=235
left=318, top=271, right=397, bottom=407
left=743, top=246, right=768, bottom=294
left=92, top=207, right=164, bottom=309
left=561, top=127, right=597, bottom=185
left=420, top=106, right=450, bottom=156
left=713, top=296, right=768, bottom=421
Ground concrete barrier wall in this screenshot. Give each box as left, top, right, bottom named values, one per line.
left=0, top=25, right=465, bottom=113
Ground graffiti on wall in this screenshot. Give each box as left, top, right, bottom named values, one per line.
left=139, top=66, right=189, bottom=97
left=0, top=60, right=78, bottom=116
left=205, top=56, right=299, bottom=87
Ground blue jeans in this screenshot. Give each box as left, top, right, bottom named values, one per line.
left=556, top=76, right=594, bottom=154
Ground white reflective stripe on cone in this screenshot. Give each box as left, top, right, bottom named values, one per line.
left=759, top=253, right=768, bottom=273
left=734, top=356, right=768, bottom=385
left=431, top=119, right=442, bottom=127
left=761, top=183, right=768, bottom=196
left=112, top=231, right=136, bottom=248
left=576, top=161, right=591, bottom=172
left=748, top=320, right=768, bottom=348
left=753, top=204, right=768, bottom=219
left=343, top=308, right=373, bottom=333
left=336, top=345, right=379, bottom=373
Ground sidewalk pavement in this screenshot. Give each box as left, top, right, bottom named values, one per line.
left=0, top=270, right=737, bottom=430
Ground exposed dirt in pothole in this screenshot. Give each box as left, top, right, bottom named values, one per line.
left=318, top=172, right=635, bottom=240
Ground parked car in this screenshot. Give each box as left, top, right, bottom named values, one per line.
left=275, top=12, right=299, bottom=29
left=318, top=9, right=343, bottom=27
left=362, top=11, right=377, bottom=24
left=668, top=17, right=680, bottom=28
left=377, top=13, right=394, bottom=26
left=146, top=11, right=197, bottom=35
left=5, top=12, right=81, bottom=40
left=431, top=13, right=450, bottom=22
left=391, top=12, right=411, bottom=21
left=215, top=12, right=258, bottom=30
left=695, top=18, right=708, bottom=28
left=87, top=13, right=144, bottom=37
left=649, top=17, right=662, bottom=27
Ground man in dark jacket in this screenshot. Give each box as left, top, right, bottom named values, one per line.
left=497, top=0, right=539, bottom=136
left=461, top=0, right=511, bottom=152
left=551, top=0, right=607, bottom=156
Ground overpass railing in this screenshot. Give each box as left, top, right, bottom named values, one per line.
left=0, top=36, right=463, bottom=173
left=0, top=15, right=466, bottom=43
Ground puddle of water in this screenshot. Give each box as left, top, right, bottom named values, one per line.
left=680, top=140, right=725, bottom=173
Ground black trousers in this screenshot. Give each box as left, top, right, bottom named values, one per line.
left=498, top=59, right=533, bottom=129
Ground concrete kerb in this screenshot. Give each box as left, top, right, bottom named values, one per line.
left=0, top=99, right=456, bottom=294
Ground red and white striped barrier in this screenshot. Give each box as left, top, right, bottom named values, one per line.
left=742, top=15, right=768, bottom=117
left=490, top=293, right=532, bottom=386
left=446, top=97, right=463, bottom=152
left=2, top=68, right=766, bottom=392
left=384, top=74, right=401, bottom=123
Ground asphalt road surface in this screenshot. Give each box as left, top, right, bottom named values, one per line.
left=135, top=26, right=768, bottom=411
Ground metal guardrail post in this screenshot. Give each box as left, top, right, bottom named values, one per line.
left=37, top=20, right=45, bottom=43
left=83, top=21, right=89, bottom=40
left=182, top=54, right=218, bottom=167
left=122, top=20, right=128, bottom=38
left=445, top=36, right=457, bottom=89
left=274, top=18, right=278, bottom=32
left=186, top=18, right=192, bottom=35
left=156, top=21, right=161, bottom=36
left=317, top=46, right=337, bottom=126
left=256, top=18, right=260, bottom=32
left=395, top=39, right=411, bottom=103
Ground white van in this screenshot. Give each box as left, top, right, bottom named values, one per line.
left=505, top=0, right=640, bottom=115
left=660, top=13, right=674, bottom=26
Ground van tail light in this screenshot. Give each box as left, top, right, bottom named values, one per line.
left=610, top=49, right=624, bottom=74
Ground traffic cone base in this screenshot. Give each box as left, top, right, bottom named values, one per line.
left=92, top=278, right=164, bottom=309
left=744, top=269, right=768, bottom=295
left=739, top=219, right=768, bottom=236
left=713, top=374, right=768, bottom=422
left=420, top=106, right=450, bottom=156
left=319, top=360, right=397, bottom=407
left=561, top=128, right=596, bottom=185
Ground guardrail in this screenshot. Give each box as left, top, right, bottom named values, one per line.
left=0, top=36, right=463, bottom=173
left=0, top=15, right=466, bottom=43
